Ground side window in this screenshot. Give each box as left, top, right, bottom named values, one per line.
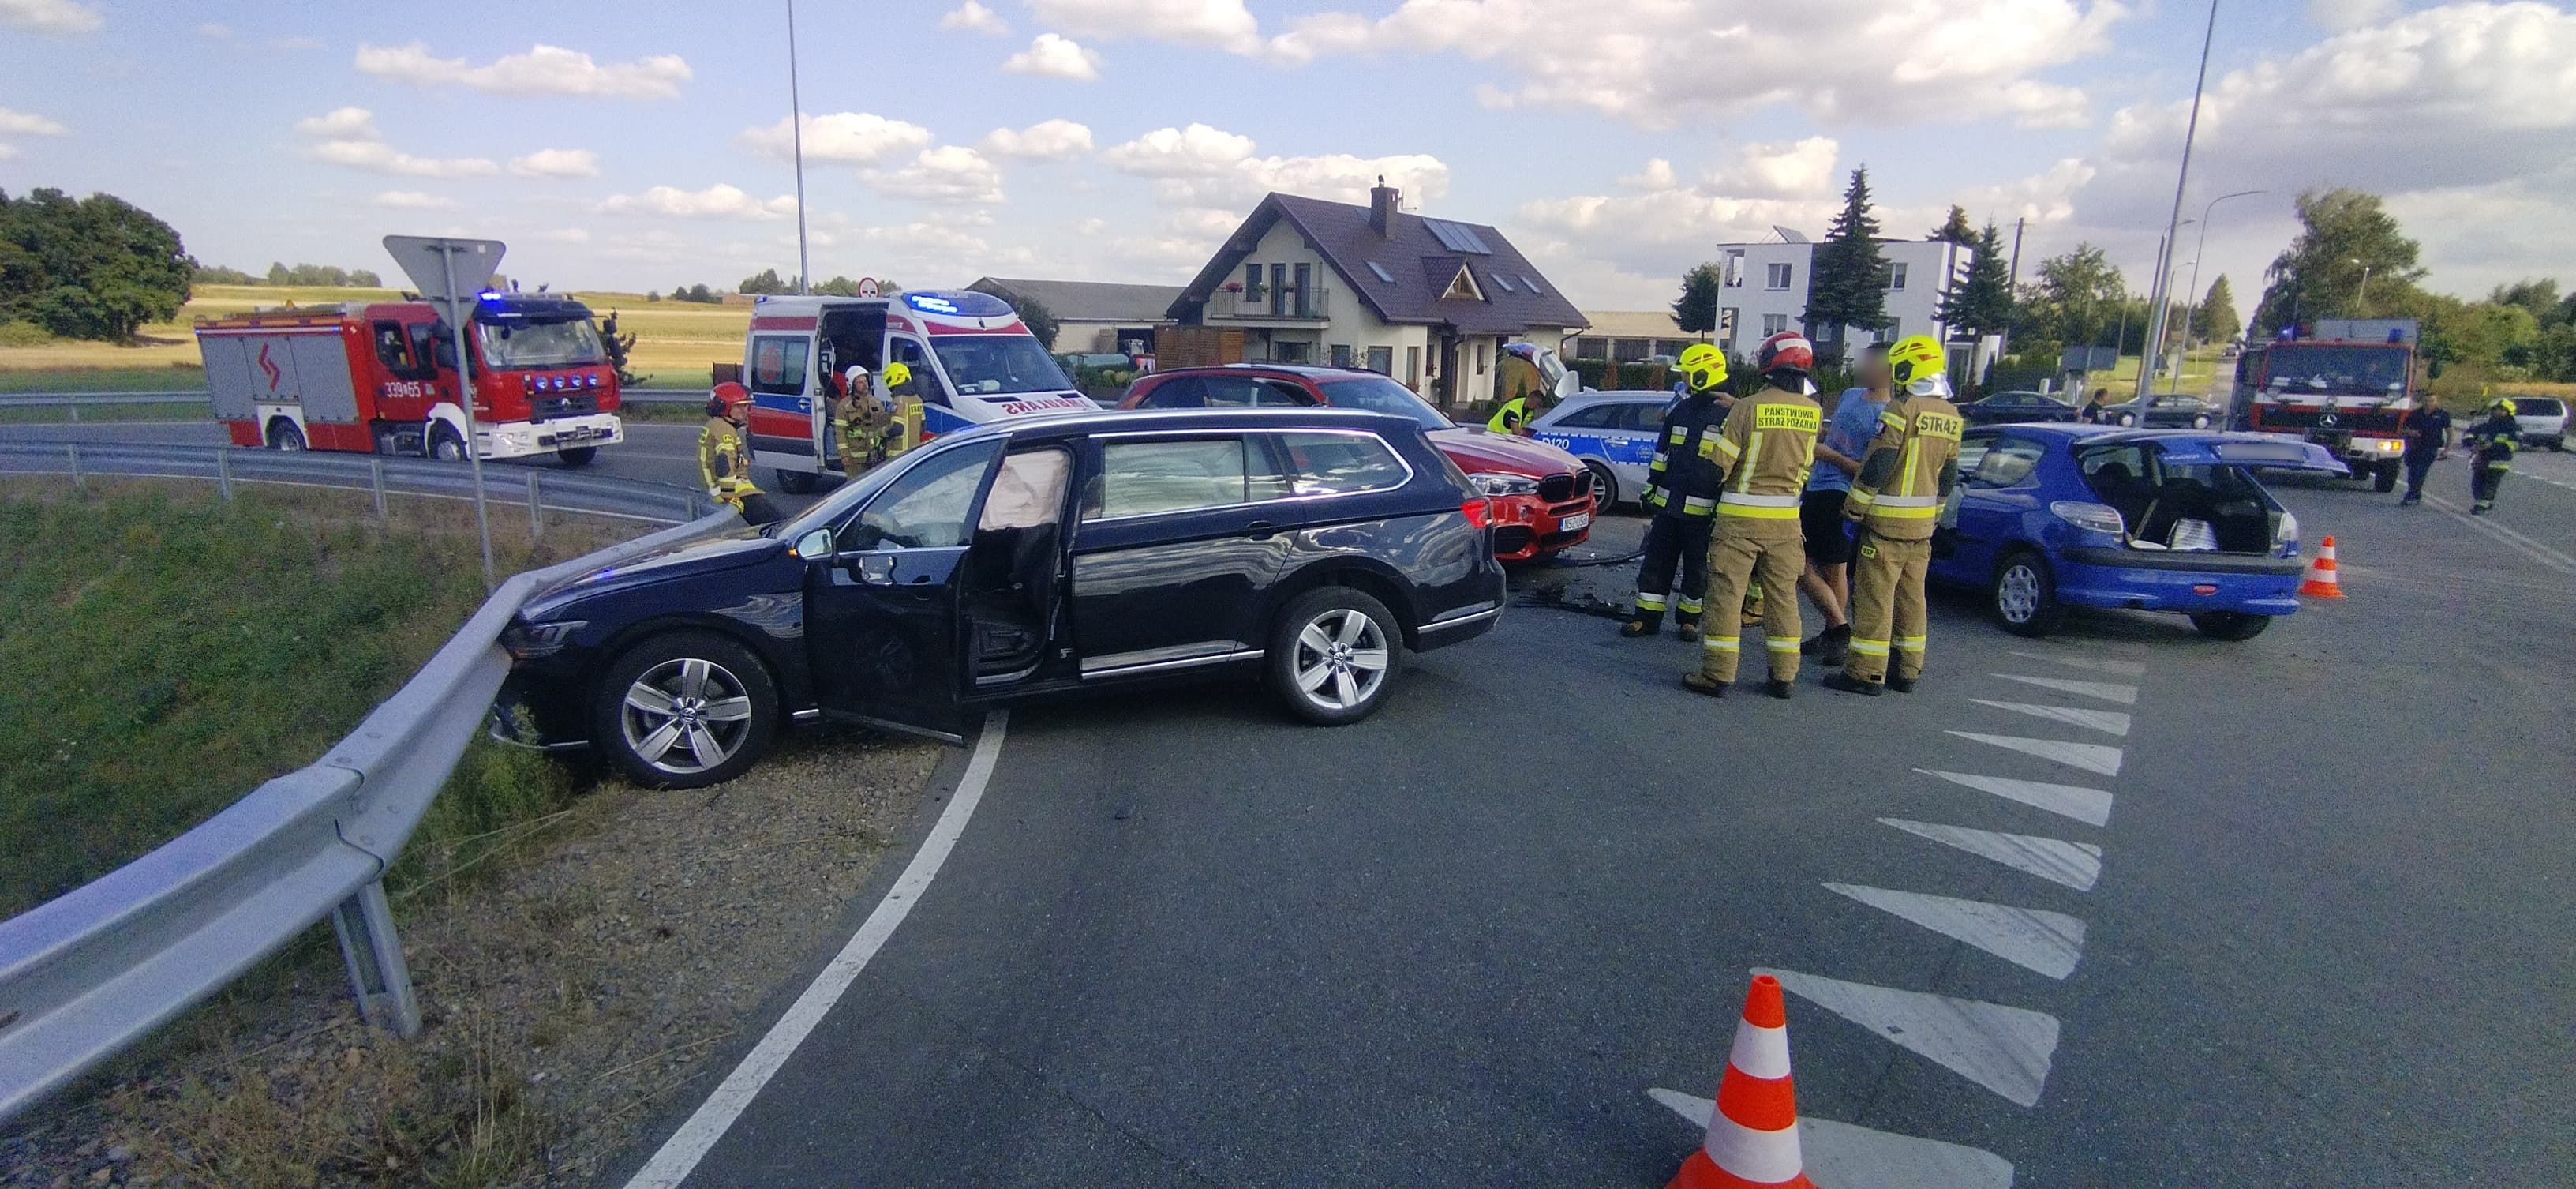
left=1954, top=433, right=1994, bottom=478
left=854, top=441, right=998, bottom=549
left=373, top=321, right=414, bottom=373
left=1550, top=403, right=1621, bottom=430
left=1086, top=437, right=1280, bottom=519
left=1272, top=431, right=1410, bottom=497
left=889, top=337, right=949, bottom=407
left=750, top=335, right=810, bottom=396
left=1255, top=380, right=1312, bottom=407
left=1971, top=435, right=2046, bottom=488
left=1136, top=377, right=1204, bottom=409
left=1198, top=376, right=1264, bottom=407
left=979, top=448, right=1072, bottom=531
left=1365, top=346, right=1394, bottom=375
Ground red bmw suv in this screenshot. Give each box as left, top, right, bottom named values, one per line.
left=1118, top=365, right=1596, bottom=561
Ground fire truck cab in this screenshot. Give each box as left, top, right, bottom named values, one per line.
left=2230, top=321, right=2424, bottom=493
left=740, top=289, right=1094, bottom=492
left=196, top=293, right=623, bottom=465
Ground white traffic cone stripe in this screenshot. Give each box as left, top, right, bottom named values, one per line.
left=1728, top=1019, right=1792, bottom=1080
left=1706, top=1115, right=1806, bottom=1184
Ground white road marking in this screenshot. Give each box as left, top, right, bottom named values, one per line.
left=620, top=711, right=1012, bottom=1189
left=1915, top=770, right=2113, bottom=827
left=1649, top=1090, right=2016, bottom=1189
left=1878, top=818, right=2102, bottom=891
left=1825, top=883, right=2087, bottom=980
left=2425, top=495, right=2576, bottom=576
left=1947, top=731, right=2124, bottom=776
left=1968, top=700, right=2132, bottom=737
left=1990, top=673, right=2139, bottom=705
left=2005, top=649, right=2145, bottom=677
left=1756, top=967, right=2062, bottom=1108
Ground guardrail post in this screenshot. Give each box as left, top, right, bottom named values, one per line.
left=67, top=442, right=83, bottom=491
left=369, top=456, right=388, bottom=520
left=66, top=399, right=80, bottom=424
left=527, top=471, right=543, bottom=541
left=328, top=880, right=422, bottom=1037
left=215, top=446, right=234, bottom=501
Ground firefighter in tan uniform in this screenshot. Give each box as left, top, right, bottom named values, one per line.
left=882, top=361, right=926, bottom=458
left=832, top=363, right=888, bottom=471
left=1684, top=332, right=1823, bottom=700
left=699, top=382, right=783, bottom=526
left=1825, top=335, right=1964, bottom=696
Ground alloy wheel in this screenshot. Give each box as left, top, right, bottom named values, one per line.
left=620, top=657, right=756, bottom=775
left=1291, top=609, right=1390, bottom=713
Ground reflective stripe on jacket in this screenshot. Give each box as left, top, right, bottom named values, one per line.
left=1847, top=395, right=1963, bottom=541
left=1643, top=391, right=1728, bottom=516
left=1699, top=386, right=1821, bottom=534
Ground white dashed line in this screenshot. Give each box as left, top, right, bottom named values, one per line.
left=2006, top=650, right=2146, bottom=677
left=1757, top=967, right=2063, bottom=1108
left=1878, top=817, right=2104, bottom=891
left=1990, top=673, right=2140, bottom=705
left=1968, top=699, right=2132, bottom=737
left=1648, top=1091, right=2016, bottom=1189
left=1826, top=883, right=2087, bottom=979
left=2424, top=495, right=2576, bottom=576
left=1915, top=769, right=2114, bottom=827
left=1947, top=731, right=2125, bottom=776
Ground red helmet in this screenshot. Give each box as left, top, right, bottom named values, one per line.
left=706, top=381, right=752, bottom=418
left=1754, top=331, right=1815, bottom=375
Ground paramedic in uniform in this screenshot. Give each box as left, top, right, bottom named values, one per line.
left=1621, top=343, right=1732, bottom=640
left=1825, top=335, right=1964, bottom=696
left=699, top=382, right=783, bottom=526
left=1683, top=332, right=1823, bottom=701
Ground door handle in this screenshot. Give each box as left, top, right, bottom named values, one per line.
left=1244, top=520, right=1277, bottom=540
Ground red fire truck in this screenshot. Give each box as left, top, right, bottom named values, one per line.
left=2229, top=319, right=2423, bottom=493
left=194, top=293, right=623, bottom=465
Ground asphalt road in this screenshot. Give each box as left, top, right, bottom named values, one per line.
left=602, top=472, right=2573, bottom=1187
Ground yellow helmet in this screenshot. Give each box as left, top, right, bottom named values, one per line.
left=882, top=361, right=913, bottom=390
left=2492, top=397, right=2518, bottom=416
left=1677, top=342, right=1728, bottom=392
left=1887, top=334, right=1951, bottom=397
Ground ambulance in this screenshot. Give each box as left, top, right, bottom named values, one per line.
left=739, top=289, right=1095, bottom=492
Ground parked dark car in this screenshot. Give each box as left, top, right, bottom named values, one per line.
left=497, top=408, right=1508, bottom=787
left=2097, top=393, right=2218, bottom=429
left=1117, top=365, right=1597, bottom=562
left=1962, top=389, right=2081, bottom=426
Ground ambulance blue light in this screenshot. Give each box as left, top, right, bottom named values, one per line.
left=902, top=291, right=1012, bottom=317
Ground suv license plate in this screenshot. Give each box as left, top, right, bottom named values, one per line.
left=1560, top=512, right=1592, bottom=531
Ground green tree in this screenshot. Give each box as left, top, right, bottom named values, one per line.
left=0, top=188, right=193, bottom=341
left=2019, top=242, right=2127, bottom=348
left=1671, top=261, right=1723, bottom=338
left=2426, top=301, right=2537, bottom=372
left=2488, top=279, right=2559, bottom=321
left=1937, top=220, right=2016, bottom=341
left=193, top=263, right=260, bottom=285
left=813, top=275, right=864, bottom=297
left=2251, top=188, right=2428, bottom=336
left=738, top=267, right=791, bottom=295
left=1929, top=204, right=1976, bottom=246
left=2192, top=274, right=2241, bottom=343
left=1006, top=294, right=1059, bottom=350
left=1803, top=167, right=1892, bottom=359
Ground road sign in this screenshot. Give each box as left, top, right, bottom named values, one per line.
left=858, top=276, right=879, bottom=298
left=383, top=235, right=507, bottom=588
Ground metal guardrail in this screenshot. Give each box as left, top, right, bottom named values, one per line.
left=0, top=452, right=741, bottom=1122
left=0, top=388, right=709, bottom=414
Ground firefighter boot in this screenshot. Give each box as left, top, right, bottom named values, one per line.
left=1622, top=593, right=1665, bottom=637
left=1801, top=624, right=1851, bottom=666
left=1676, top=594, right=1704, bottom=642
left=1822, top=672, right=1881, bottom=696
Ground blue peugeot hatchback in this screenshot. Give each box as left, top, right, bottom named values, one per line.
left=1932, top=424, right=2346, bottom=640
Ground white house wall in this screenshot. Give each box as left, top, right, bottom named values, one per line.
left=1714, top=239, right=1971, bottom=356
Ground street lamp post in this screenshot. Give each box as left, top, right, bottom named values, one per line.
left=2173, top=189, right=2267, bottom=391
left=786, top=0, right=811, bottom=296
left=2136, top=0, right=2225, bottom=399
left=2353, top=258, right=2374, bottom=313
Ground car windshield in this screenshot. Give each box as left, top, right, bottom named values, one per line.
left=1317, top=375, right=1451, bottom=431
left=2259, top=345, right=2409, bottom=396
left=476, top=317, right=605, bottom=369
left=930, top=334, right=1073, bottom=396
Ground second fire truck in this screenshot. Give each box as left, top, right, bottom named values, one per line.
left=2230, top=318, right=2424, bottom=492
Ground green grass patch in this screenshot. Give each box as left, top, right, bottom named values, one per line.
left=0, top=400, right=210, bottom=424
left=0, top=366, right=206, bottom=393
left=0, top=481, right=636, bottom=917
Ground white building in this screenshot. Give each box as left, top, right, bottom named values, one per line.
left=1710, top=233, right=1978, bottom=362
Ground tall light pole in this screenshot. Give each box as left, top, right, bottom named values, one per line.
left=2136, top=0, right=2224, bottom=399
left=2172, top=188, right=2265, bottom=391
left=785, top=0, right=811, bottom=295
left=2353, top=257, right=2374, bottom=313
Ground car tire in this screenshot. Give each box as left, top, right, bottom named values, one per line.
left=267, top=419, right=306, bottom=452
left=591, top=631, right=780, bottom=790
left=2372, top=462, right=2399, bottom=493
left=1585, top=461, right=1619, bottom=510
left=1990, top=550, right=2066, bottom=638
left=774, top=467, right=818, bottom=495
left=428, top=422, right=468, bottom=463
left=2189, top=611, right=2271, bottom=641
left=2117, top=413, right=2137, bottom=427
left=2191, top=414, right=2211, bottom=429
left=556, top=445, right=598, bottom=467
left=1267, top=587, right=1402, bottom=726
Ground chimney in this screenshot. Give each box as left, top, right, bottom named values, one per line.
left=1369, top=175, right=1399, bottom=238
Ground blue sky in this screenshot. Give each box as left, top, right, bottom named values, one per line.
left=4, top=0, right=2570, bottom=312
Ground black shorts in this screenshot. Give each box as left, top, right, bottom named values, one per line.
left=1801, top=489, right=1853, bottom=565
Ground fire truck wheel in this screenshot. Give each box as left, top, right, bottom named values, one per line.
left=266, top=420, right=306, bottom=452
left=592, top=631, right=779, bottom=790
left=773, top=467, right=819, bottom=495
left=2371, top=462, right=2398, bottom=493
left=556, top=446, right=598, bottom=467
left=429, top=423, right=467, bottom=463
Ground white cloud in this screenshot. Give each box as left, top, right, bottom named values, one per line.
left=2308, top=0, right=2398, bottom=29
left=292, top=107, right=496, bottom=177
left=1705, top=137, right=1840, bottom=201
left=539, top=228, right=593, bottom=245
left=0, top=0, right=98, bottom=35
left=0, top=107, right=69, bottom=137
left=1074, top=217, right=1109, bottom=235
left=0, top=144, right=18, bottom=161
left=510, top=148, right=601, bottom=178
left=291, top=107, right=377, bottom=139
left=197, top=22, right=230, bottom=39
left=372, top=189, right=459, bottom=210
left=862, top=145, right=1007, bottom=204
left=273, top=35, right=322, bottom=51
left=600, top=184, right=799, bottom=220
left=354, top=42, right=693, bottom=99
left=980, top=118, right=1095, bottom=160
left=1619, top=159, right=1676, bottom=191
left=738, top=111, right=934, bottom=164
left=940, top=1, right=1009, bottom=34
left=1102, top=122, right=1257, bottom=176
left=1104, top=122, right=1448, bottom=212
left=1028, top=0, right=1262, bottom=54
left=1004, top=33, right=1103, bottom=81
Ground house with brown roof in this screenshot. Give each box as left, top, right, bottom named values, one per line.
left=1166, top=182, right=1588, bottom=408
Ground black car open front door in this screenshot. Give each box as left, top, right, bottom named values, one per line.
left=803, top=440, right=1002, bottom=743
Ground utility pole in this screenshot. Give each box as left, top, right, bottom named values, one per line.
left=2001, top=216, right=2027, bottom=355
left=2174, top=189, right=2265, bottom=392
left=2137, top=0, right=2223, bottom=399
left=786, top=0, right=811, bottom=296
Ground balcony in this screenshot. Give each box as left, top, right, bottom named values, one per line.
left=1204, top=283, right=1330, bottom=322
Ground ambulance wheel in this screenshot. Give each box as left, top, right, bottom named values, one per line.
left=429, top=423, right=468, bottom=463
left=2371, top=462, right=2398, bottom=493
left=1991, top=549, right=2066, bottom=638
left=2190, top=611, right=2271, bottom=641
left=1584, top=461, right=1619, bottom=509
left=266, top=420, right=305, bottom=452
left=773, top=467, right=818, bottom=495
left=556, top=446, right=598, bottom=467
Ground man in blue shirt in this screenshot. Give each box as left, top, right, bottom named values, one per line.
left=1798, top=342, right=1892, bottom=666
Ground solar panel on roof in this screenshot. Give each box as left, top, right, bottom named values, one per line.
left=1366, top=261, right=1396, bottom=283
left=1424, top=219, right=1492, bottom=254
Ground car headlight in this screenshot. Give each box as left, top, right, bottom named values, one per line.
left=2368, top=438, right=2404, bottom=455
left=1467, top=471, right=1541, bottom=497
left=501, top=619, right=587, bottom=660
left=2048, top=500, right=2128, bottom=537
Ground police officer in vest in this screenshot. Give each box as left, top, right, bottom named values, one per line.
left=1623, top=343, right=1733, bottom=640
left=1684, top=332, right=1823, bottom=700
left=1825, top=335, right=1964, bottom=696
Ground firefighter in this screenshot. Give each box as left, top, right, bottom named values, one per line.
left=833, top=362, right=889, bottom=471
left=882, top=361, right=925, bottom=458
left=1683, top=331, right=1822, bottom=700
left=2464, top=397, right=2520, bottom=514
left=700, top=382, right=784, bottom=526
left=1824, top=335, right=1964, bottom=696
left=1622, top=343, right=1732, bottom=639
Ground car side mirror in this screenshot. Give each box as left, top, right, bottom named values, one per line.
left=792, top=527, right=833, bottom=558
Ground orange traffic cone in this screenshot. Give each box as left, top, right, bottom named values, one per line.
left=1668, top=974, right=1818, bottom=1189
left=2298, top=534, right=2346, bottom=598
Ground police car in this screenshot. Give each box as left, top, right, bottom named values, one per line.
left=1526, top=390, right=1678, bottom=510
left=739, top=289, right=1098, bottom=492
